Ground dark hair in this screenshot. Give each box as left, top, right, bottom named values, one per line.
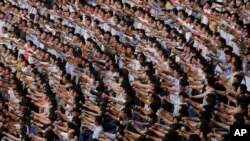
left=122, top=108, right=132, bottom=119
left=19, top=117, right=27, bottom=124
left=199, top=120, right=211, bottom=139
left=44, top=129, right=55, bottom=141
left=206, top=76, right=216, bottom=88
left=95, top=116, right=102, bottom=125
left=233, top=113, right=245, bottom=125
left=179, top=104, right=189, bottom=117
left=189, top=134, right=201, bottom=141
left=162, top=129, right=180, bottom=141
left=179, top=92, right=189, bottom=99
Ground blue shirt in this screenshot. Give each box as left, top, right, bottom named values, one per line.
left=224, top=63, right=232, bottom=76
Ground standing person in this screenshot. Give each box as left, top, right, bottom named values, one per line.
left=90, top=116, right=103, bottom=140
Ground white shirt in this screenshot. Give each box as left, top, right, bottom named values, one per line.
left=90, top=124, right=103, bottom=139
left=61, top=132, right=69, bottom=141
left=0, top=20, right=6, bottom=34
left=0, top=32, right=9, bottom=38
left=242, top=75, right=250, bottom=91
left=202, top=87, right=214, bottom=105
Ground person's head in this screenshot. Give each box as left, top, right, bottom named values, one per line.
left=233, top=113, right=245, bottom=125
left=120, top=108, right=132, bottom=120
left=162, top=129, right=179, bottom=141
left=204, top=1, right=212, bottom=9
left=85, top=18, right=92, bottom=26
left=94, top=116, right=102, bottom=126
left=113, top=15, right=120, bottom=24
left=190, top=56, right=197, bottom=64
left=158, top=0, right=166, bottom=8
left=179, top=104, right=188, bottom=117
left=2, top=27, right=7, bottom=34
left=71, top=107, right=81, bottom=117
left=233, top=74, right=244, bottom=83
left=104, top=31, right=111, bottom=40
left=236, top=0, right=244, bottom=7
left=238, top=84, right=247, bottom=94
left=68, top=129, right=76, bottom=139
left=19, top=117, right=27, bottom=126
left=225, top=50, right=233, bottom=63
left=0, top=12, right=4, bottom=19
left=173, top=69, right=181, bottom=78
left=189, top=134, right=201, bottom=141
left=179, top=92, right=189, bottom=102
left=206, top=76, right=216, bottom=88
left=179, top=78, right=189, bottom=90
left=20, top=126, right=27, bottom=137
left=199, top=120, right=211, bottom=139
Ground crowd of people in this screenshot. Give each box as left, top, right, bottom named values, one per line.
left=0, top=0, right=249, bottom=140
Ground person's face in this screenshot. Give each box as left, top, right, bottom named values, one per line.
left=120, top=111, right=127, bottom=119
left=100, top=11, right=105, bottom=17
left=65, top=11, right=70, bottom=17
left=5, top=2, right=10, bottom=8
left=36, top=30, right=41, bottom=36
left=94, top=7, right=99, bottom=13
left=2, top=28, right=7, bottom=33
left=104, top=12, right=109, bottom=18
left=246, top=2, right=250, bottom=9
left=24, top=10, right=28, bottom=14
left=73, top=35, right=78, bottom=40
left=41, top=33, right=47, bottom=39
left=236, top=0, right=243, bottom=6
left=104, top=33, right=110, bottom=40
left=225, top=54, right=232, bottom=63
left=248, top=104, right=250, bottom=116
left=174, top=70, right=179, bottom=78
left=230, top=14, right=236, bottom=21
left=111, top=36, right=116, bottom=43
left=70, top=12, right=76, bottom=18
left=69, top=48, right=73, bottom=54
left=110, top=65, right=114, bottom=71
left=120, top=19, right=125, bottom=26
left=126, top=48, right=132, bottom=54
left=0, top=102, right=3, bottom=110
left=186, top=47, right=191, bottom=53
left=123, top=92, right=128, bottom=99
left=95, top=29, right=101, bottom=36
left=114, top=17, right=118, bottom=23
left=50, top=57, right=55, bottom=64
left=86, top=20, right=91, bottom=26
left=0, top=115, right=3, bottom=122
left=32, top=45, right=36, bottom=50
left=191, top=57, right=196, bottom=64
left=45, top=53, right=50, bottom=60
left=1, top=47, right=7, bottom=53
left=0, top=67, right=2, bottom=73
left=6, top=49, right=10, bottom=55
left=8, top=14, right=13, bottom=20
left=68, top=130, right=74, bottom=139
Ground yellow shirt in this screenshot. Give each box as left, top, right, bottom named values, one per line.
left=16, top=61, right=24, bottom=78
left=165, top=2, right=173, bottom=10
left=210, top=20, right=217, bottom=33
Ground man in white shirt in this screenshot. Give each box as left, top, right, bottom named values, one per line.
left=0, top=12, right=6, bottom=34
left=0, top=27, right=9, bottom=38
left=90, top=116, right=103, bottom=140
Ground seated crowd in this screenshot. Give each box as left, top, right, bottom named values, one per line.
left=0, top=0, right=250, bottom=140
